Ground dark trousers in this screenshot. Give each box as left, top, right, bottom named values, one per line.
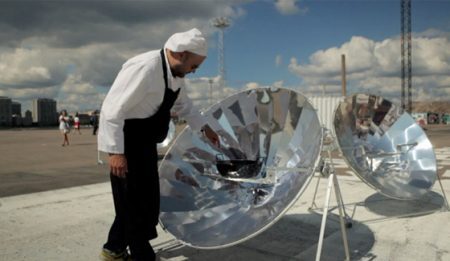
left=104, top=155, right=159, bottom=261
left=93, top=125, right=98, bottom=135
left=104, top=48, right=177, bottom=260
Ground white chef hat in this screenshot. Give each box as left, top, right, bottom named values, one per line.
left=164, top=28, right=208, bottom=57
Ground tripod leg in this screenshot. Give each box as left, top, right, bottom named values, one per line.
left=333, top=174, right=351, bottom=261
left=315, top=173, right=334, bottom=261
left=309, top=174, right=322, bottom=210
left=437, top=173, right=450, bottom=211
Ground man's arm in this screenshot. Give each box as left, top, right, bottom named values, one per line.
left=99, top=62, right=158, bottom=177
left=172, top=87, right=220, bottom=146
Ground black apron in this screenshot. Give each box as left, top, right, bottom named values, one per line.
left=110, top=49, right=180, bottom=245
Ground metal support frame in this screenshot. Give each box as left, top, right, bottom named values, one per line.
left=435, top=172, right=450, bottom=211
left=401, top=0, right=412, bottom=113
left=315, top=172, right=351, bottom=261
left=154, top=238, right=184, bottom=255
left=311, top=149, right=351, bottom=261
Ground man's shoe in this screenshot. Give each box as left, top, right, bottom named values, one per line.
left=99, top=248, right=131, bottom=261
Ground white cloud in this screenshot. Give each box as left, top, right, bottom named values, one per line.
left=58, top=92, right=106, bottom=113
left=222, top=5, right=247, bottom=20
left=0, top=86, right=59, bottom=100
left=243, top=81, right=284, bottom=90
left=273, top=80, right=284, bottom=88
left=244, top=82, right=262, bottom=90
left=0, top=48, right=66, bottom=88
left=61, top=75, right=98, bottom=95
left=275, top=55, right=282, bottom=67
left=0, top=1, right=249, bottom=112
left=275, top=0, right=306, bottom=15
left=57, top=74, right=106, bottom=112
left=185, top=76, right=238, bottom=109
left=288, top=32, right=450, bottom=101
left=0, top=44, right=127, bottom=112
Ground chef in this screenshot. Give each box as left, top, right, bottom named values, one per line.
left=98, top=28, right=219, bottom=261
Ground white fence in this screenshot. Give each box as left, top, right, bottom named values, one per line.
left=309, top=96, right=344, bottom=132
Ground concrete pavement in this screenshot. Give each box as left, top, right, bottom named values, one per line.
left=1, top=175, right=449, bottom=261
left=1, top=126, right=450, bottom=260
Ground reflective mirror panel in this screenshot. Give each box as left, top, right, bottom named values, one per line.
left=333, top=93, right=437, bottom=199
left=159, top=87, right=323, bottom=248
left=157, top=120, right=175, bottom=149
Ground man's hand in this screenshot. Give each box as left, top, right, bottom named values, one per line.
left=202, top=125, right=220, bottom=147
left=109, top=154, right=128, bottom=178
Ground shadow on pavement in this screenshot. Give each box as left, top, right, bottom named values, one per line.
left=363, top=191, right=445, bottom=217
left=158, top=213, right=375, bottom=260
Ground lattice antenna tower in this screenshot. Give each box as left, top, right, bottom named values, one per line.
left=213, top=17, right=230, bottom=96
left=401, top=0, right=412, bottom=112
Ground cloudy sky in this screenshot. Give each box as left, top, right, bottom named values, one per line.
left=0, top=0, right=449, bottom=113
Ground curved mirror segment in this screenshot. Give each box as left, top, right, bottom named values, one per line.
left=333, top=93, right=437, bottom=199
left=159, top=87, right=323, bottom=248
left=157, top=120, right=176, bottom=149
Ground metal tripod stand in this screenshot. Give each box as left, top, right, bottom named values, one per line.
left=311, top=143, right=351, bottom=261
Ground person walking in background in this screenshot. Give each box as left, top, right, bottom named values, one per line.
left=59, top=110, right=70, bottom=146
left=91, top=112, right=99, bottom=135
left=74, top=112, right=82, bottom=135
left=98, top=28, right=219, bottom=261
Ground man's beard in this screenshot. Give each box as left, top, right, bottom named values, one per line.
left=171, top=66, right=185, bottom=78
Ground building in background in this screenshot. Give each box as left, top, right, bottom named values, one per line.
left=11, top=101, right=22, bottom=127
left=309, top=96, right=345, bottom=132
left=32, top=98, right=58, bottom=126
left=0, top=96, right=12, bottom=127
left=23, top=110, right=33, bottom=126
left=11, top=102, right=21, bottom=116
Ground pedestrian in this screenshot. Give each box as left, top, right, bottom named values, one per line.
left=59, top=110, right=70, bottom=146
left=98, top=28, right=220, bottom=261
left=74, top=112, right=82, bottom=134
left=91, top=112, right=99, bottom=135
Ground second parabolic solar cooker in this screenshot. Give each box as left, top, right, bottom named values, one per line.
left=333, top=93, right=437, bottom=200
left=158, top=87, right=323, bottom=248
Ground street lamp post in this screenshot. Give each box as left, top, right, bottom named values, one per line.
left=212, top=17, right=230, bottom=101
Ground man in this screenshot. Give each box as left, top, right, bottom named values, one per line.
left=91, top=111, right=99, bottom=135
left=98, top=28, right=219, bottom=261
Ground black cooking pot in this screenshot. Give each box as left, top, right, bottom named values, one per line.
left=216, top=155, right=264, bottom=178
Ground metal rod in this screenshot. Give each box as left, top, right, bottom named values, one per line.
left=436, top=173, right=450, bottom=211
left=315, top=173, right=335, bottom=261
left=333, top=174, right=351, bottom=261
left=266, top=166, right=310, bottom=172
left=309, top=174, right=322, bottom=210
left=315, top=148, right=351, bottom=261
left=341, top=54, right=347, bottom=97
left=327, top=150, right=350, bottom=220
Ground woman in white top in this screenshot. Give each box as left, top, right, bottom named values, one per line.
left=59, top=110, right=70, bottom=146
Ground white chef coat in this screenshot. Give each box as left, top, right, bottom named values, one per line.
left=98, top=49, right=206, bottom=154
